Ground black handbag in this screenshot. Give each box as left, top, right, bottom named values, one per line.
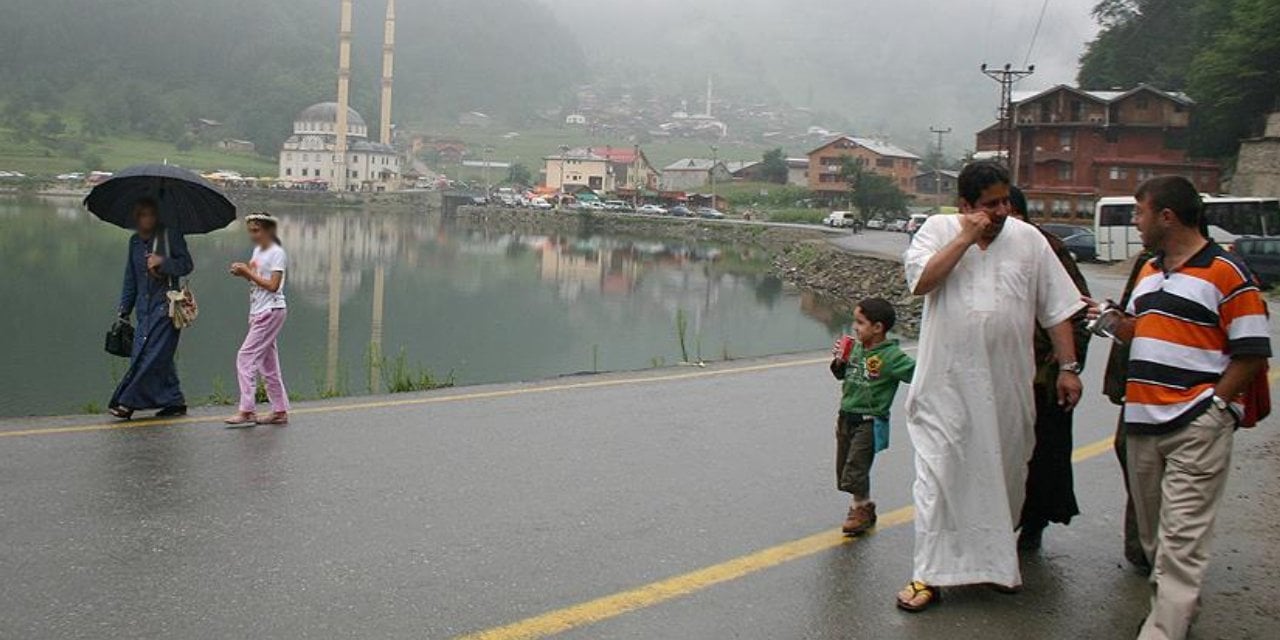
left=105, top=317, right=134, bottom=358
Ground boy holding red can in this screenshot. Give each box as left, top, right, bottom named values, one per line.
left=830, top=298, right=915, bottom=535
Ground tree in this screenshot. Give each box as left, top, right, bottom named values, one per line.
left=506, top=163, right=532, bottom=186
left=40, top=114, right=67, bottom=137
left=839, top=157, right=908, bottom=219
left=759, top=148, right=789, bottom=184
left=1186, top=0, right=1280, bottom=156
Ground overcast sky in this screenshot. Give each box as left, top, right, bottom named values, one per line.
left=541, top=0, right=1101, bottom=153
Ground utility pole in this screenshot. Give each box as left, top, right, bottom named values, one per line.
left=929, top=126, right=951, bottom=211
left=981, top=63, right=1034, bottom=169
left=709, top=145, right=719, bottom=212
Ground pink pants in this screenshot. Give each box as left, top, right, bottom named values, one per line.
left=236, top=309, right=290, bottom=413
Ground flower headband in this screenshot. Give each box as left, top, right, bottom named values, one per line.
left=245, top=212, right=279, bottom=225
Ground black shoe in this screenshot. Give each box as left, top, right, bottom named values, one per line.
left=1018, top=524, right=1045, bottom=552
left=156, top=405, right=187, bottom=417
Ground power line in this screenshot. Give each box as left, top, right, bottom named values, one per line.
left=1024, top=0, right=1052, bottom=67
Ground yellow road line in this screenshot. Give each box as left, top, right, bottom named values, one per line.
left=0, top=357, right=828, bottom=439
left=457, top=435, right=1116, bottom=640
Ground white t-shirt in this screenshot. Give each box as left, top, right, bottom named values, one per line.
left=248, top=244, right=287, bottom=315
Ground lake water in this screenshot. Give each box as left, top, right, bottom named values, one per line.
left=0, top=196, right=847, bottom=417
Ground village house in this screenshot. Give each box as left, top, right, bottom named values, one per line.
left=544, top=148, right=614, bottom=192
left=588, top=146, right=658, bottom=190
left=975, top=84, right=1221, bottom=221
left=661, top=158, right=733, bottom=191
left=806, top=136, right=921, bottom=197
left=913, top=169, right=959, bottom=206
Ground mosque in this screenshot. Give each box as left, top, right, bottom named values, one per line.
left=278, top=0, right=401, bottom=192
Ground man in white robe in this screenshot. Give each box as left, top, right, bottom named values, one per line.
left=896, top=161, right=1085, bottom=611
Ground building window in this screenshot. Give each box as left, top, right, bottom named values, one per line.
left=285, top=153, right=293, bottom=161
left=352, top=155, right=359, bottom=162
left=876, top=157, right=894, bottom=168
left=302, top=153, right=309, bottom=162
left=1057, top=164, right=1072, bottom=181
left=1077, top=199, right=1095, bottom=220
left=285, top=168, right=292, bottom=176
left=1028, top=199, right=1044, bottom=216
left=1137, top=168, right=1155, bottom=181
left=301, top=168, right=308, bottom=177
left=1053, top=199, right=1071, bottom=218
left=1059, top=130, right=1073, bottom=148
left=1109, top=166, right=1127, bottom=181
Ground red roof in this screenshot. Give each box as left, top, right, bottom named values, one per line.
left=588, top=146, right=640, bottom=164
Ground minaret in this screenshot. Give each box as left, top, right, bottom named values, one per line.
left=379, top=0, right=396, bottom=146
left=333, top=0, right=353, bottom=192
left=705, top=75, right=713, bottom=118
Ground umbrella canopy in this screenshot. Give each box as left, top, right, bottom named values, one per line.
left=84, top=164, right=237, bottom=234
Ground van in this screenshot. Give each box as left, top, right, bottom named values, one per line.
left=823, top=211, right=857, bottom=228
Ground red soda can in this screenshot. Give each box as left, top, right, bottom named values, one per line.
left=837, top=335, right=854, bottom=362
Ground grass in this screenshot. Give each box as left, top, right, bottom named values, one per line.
left=762, top=208, right=826, bottom=224
left=0, top=120, right=281, bottom=177
left=384, top=348, right=455, bottom=394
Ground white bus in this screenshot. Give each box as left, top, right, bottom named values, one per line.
left=1094, top=195, right=1280, bottom=262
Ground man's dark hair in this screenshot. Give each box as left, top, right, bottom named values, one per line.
left=1008, top=185, right=1028, bottom=219
left=134, top=197, right=159, bottom=213
left=1135, top=176, right=1202, bottom=229
left=957, top=160, right=1010, bottom=206
left=857, top=297, right=896, bottom=333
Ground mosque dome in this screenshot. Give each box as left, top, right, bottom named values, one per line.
left=294, top=102, right=368, bottom=138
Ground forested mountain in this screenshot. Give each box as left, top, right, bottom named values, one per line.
left=0, top=0, right=586, bottom=153
left=1079, top=0, right=1280, bottom=157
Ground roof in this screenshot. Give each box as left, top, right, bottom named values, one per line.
left=725, top=161, right=759, bottom=174
left=807, top=136, right=921, bottom=160
left=1011, top=84, right=1193, bottom=107
left=663, top=158, right=723, bottom=171
left=350, top=141, right=396, bottom=154
left=588, top=147, right=643, bottom=164
left=297, top=102, right=366, bottom=127
left=914, top=169, right=959, bottom=179
left=786, top=157, right=809, bottom=168
left=544, top=147, right=607, bottom=161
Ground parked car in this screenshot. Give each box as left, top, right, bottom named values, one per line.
left=886, top=219, right=909, bottom=232
left=604, top=200, right=630, bottom=212
left=823, top=211, right=857, bottom=228
left=1235, top=237, right=1280, bottom=288
left=865, top=218, right=886, bottom=230
left=1061, top=231, right=1097, bottom=263
left=1040, top=223, right=1084, bottom=240
left=670, top=205, right=693, bottom=217
left=638, top=204, right=667, bottom=215
left=906, top=213, right=930, bottom=234
left=697, top=207, right=726, bottom=219
left=529, top=198, right=553, bottom=210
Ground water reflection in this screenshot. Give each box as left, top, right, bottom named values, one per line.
left=0, top=196, right=847, bottom=416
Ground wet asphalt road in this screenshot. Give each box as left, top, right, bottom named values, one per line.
left=2, top=266, right=1278, bottom=639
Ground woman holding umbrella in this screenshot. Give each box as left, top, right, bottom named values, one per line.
left=107, top=198, right=194, bottom=419
left=87, top=164, right=237, bottom=420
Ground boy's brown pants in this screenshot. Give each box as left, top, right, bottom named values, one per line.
left=836, top=413, right=875, bottom=498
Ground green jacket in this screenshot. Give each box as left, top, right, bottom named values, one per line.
left=830, top=339, right=915, bottom=418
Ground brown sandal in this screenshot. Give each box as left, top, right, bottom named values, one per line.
left=256, top=412, right=289, bottom=425
left=896, top=581, right=940, bottom=612
left=224, top=412, right=257, bottom=428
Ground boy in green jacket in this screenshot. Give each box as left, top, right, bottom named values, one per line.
left=830, top=297, right=916, bottom=535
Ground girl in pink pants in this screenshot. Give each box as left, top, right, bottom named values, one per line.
left=225, top=213, right=290, bottom=427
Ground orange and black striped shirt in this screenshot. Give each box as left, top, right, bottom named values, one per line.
left=1124, top=242, right=1271, bottom=435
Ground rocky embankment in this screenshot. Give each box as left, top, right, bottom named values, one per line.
left=456, top=207, right=920, bottom=335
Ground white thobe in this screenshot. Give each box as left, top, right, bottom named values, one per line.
left=902, top=215, right=1083, bottom=587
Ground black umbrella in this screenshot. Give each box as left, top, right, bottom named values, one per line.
left=84, top=164, right=237, bottom=234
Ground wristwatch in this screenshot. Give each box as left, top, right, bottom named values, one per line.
left=1059, top=361, right=1082, bottom=375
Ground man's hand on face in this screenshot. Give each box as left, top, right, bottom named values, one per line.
left=958, top=210, right=991, bottom=244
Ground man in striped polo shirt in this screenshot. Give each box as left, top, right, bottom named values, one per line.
left=1089, top=176, right=1270, bottom=640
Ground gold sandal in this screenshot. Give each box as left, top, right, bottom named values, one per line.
left=896, top=581, right=940, bottom=612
